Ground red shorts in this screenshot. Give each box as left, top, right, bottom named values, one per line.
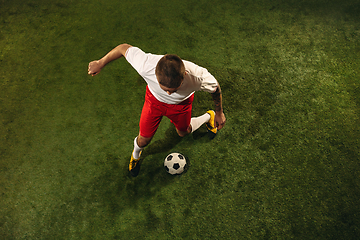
left=139, top=86, right=194, bottom=138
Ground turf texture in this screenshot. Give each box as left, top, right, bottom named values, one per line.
left=1, top=0, right=360, bottom=239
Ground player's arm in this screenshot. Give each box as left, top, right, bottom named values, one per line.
left=88, top=43, right=132, bottom=76
left=211, top=85, right=226, bottom=130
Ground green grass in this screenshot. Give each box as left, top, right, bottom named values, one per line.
left=1, top=0, right=360, bottom=239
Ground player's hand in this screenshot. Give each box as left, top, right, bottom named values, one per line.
left=215, top=111, right=226, bottom=130
left=88, top=60, right=102, bottom=76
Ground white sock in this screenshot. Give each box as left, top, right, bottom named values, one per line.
left=132, top=137, right=143, bottom=159
left=190, top=112, right=211, bottom=133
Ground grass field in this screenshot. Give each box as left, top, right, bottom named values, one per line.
left=1, top=0, right=360, bottom=239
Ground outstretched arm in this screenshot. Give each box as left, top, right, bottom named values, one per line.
left=211, top=85, right=226, bottom=130
left=88, top=43, right=132, bottom=76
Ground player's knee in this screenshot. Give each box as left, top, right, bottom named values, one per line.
left=176, top=127, right=191, bottom=137
left=138, top=135, right=153, bottom=148
left=177, top=131, right=187, bottom=137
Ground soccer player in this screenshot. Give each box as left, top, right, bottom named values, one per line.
left=88, top=44, right=226, bottom=177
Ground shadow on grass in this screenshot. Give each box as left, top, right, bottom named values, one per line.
left=141, top=124, right=183, bottom=158
left=32, top=124, right=210, bottom=238
left=32, top=155, right=171, bottom=238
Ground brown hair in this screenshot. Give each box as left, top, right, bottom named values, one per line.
left=155, top=54, right=185, bottom=88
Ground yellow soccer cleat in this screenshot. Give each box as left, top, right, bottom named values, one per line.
left=206, top=110, right=217, bottom=139
left=129, top=150, right=142, bottom=177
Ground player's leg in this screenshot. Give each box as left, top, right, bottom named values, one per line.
left=189, top=112, right=211, bottom=133
left=167, top=94, right=214, bottom=137
left=175, top=125, right=192, bottom=137
left=129, top=122, right=161, bottom=177
left=137, top=134, right=153, bottom=148
left=175, top=110, right=217, bottom=139
left=129, top=89, right=164, bottom=177
left=132, top=134, right=153, bottom=160
left=168, top=98, right=193, bottom=137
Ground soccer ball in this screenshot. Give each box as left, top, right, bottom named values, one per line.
left=164, top=153, right=187, bottom=175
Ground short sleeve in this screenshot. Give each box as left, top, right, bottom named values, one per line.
left=125, top=47, right=150, bottom=74
left=183, top=60, right=218, bottom=93
left=200, top=68, right=218, bottom=93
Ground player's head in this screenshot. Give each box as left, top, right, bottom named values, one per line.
left=156, top=54, right=185, bottom=92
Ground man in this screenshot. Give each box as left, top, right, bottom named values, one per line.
left=88, top=44, right=226, bottom=177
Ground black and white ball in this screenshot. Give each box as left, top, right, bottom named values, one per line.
left=164, top=153, right=187, bottom=175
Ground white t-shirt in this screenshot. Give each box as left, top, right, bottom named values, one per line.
left=125, top=47, right=218, bottom=104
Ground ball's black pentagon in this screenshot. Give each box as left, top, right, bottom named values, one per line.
left=178, top=154, right=184, bottom=159
left=167, top=155, right=173, bottom=161
left=173, top=163, right=180, bottom=170
left=164, top=165, right=170, bottom=172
